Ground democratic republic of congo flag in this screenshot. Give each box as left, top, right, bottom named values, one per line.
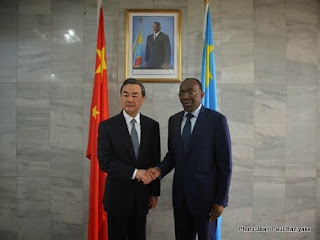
left=201, top=3, right=217, bottom=111
left=132, top=18, right=143, bottom=68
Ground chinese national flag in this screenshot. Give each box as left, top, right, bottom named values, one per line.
left=86, top=7, right=109, bottom=240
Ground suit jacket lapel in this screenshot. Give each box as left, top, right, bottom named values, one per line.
left=138, top=115, right=147, bottom=162
left=176, top=111, right=185, bottom=152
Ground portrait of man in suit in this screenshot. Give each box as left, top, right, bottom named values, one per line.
left=144, top=22, right=171, bottom=69
left=146, top=78, right=232, bottom=240
left=97, top=78, right=160, bottom=240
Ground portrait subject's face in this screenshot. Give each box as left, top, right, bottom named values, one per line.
left=153, top=23, right=160, bottom=33
left=179, top=80, right=204, bottom=112
left=121, top=84, right=145, bottom=117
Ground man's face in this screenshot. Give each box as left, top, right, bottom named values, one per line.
left=121, top=84, right=145, bottom=117
left=153, top=23, right=160, bottom=33
left=179, top=80, right=204, bottom=112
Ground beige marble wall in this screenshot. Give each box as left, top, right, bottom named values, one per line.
left=0, top=0, right=319, bottom=239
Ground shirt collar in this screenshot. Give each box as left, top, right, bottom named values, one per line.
left=123, top=110, right=141, bottom=125
left=183, top=104, right=202, bottom=119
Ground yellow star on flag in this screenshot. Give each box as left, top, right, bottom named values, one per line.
left=95, top=46, right=107, bottom=83
left=205, top=44, right=214, bottom=88
left=92, top=105, right=100, bottom=119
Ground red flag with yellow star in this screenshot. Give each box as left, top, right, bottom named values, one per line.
left=86, top=7, right=109, bottom=240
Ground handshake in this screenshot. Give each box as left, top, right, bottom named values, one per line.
left=136, top=167, right=161, bottom=184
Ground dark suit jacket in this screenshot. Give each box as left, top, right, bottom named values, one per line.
left=98, top=111, right=160, bottom=217
left=145, top=32, right=171, bottom=68
left=158, top=106, right=232, bottom=216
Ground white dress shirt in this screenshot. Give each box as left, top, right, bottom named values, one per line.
left=181, top=104, right=202, bottom=135
left=153, top=31, right=160, bottom=40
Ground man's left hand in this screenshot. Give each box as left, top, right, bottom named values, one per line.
left=149, top=196, right=158, bottom=209
left=209, top=204, right=223, bottom=222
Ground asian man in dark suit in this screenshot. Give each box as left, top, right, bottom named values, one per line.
left=144, top=22, right=171, bottom=69
left=146, top=78, right=232, bottom=240
left=97, top=78, right=160, bottom=240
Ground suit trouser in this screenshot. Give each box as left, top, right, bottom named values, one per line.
left=173, top=198, right=217, bottom=240
left=107, top=200, right=147, bottom=240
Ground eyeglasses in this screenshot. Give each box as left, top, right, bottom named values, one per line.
left=178, top=90, right=200, bottom=98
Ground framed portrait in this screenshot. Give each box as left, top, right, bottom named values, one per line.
left=125, top=9, right=181, bottom=82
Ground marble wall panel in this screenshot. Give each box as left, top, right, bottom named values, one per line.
left=50, top=0, right=84, bottom=82
left=119, top=0, right=153, bottom=9
left=222, top=42, right=254, bottom=84
left=0, top=1, right=17, bottom=83
left=154, top=0, right=187, bottom=8
left=0, top=26, right=17, bottom=70
left=50, top=82, right=83, bottom=179
left=50, top=82, right=83, bottom=150
left=17, top=218, right=50, bottom=240
left=0, top=0, right=18, bottom=27
left=221, top=84, right=254, bottom=178
left=0, top=68, right=17, bottom=83
left=51, top=177, right=83, bottom=240
left=222, top=0, right=253, bottom=9
left=287, top=85, right=318, bottom=177
left=17, top=0, right=51, bottom=83
left=222, top=177, right=253, bottom=240
left=254, top=0, right=286, bottom=85
left=140, top=83, right=154, bottom=118
left=17, top=83, right=50, bottom=177
left=17, top=177, right=50, bottom=220
left=0, top=83, right=16, bottom=177
left=221, top=7, right=253, bottom=43
left=252, top=177, right=285, bottom=240
left=0, top=177, right=17, bottom=240
left=254, top=84, right=286, bottom=177
left=285, top=177, right=316, bottom=240
left=286, top=0, right=317, bottom=86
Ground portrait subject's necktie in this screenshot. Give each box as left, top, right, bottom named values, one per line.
left=131, top=119, right=139, bottom=159
left=182, top=113, right=193, bottom=151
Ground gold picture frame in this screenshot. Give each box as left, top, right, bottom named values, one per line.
left=125, top=9, right=181, bottom=83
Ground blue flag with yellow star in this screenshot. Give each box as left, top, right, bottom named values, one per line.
left=201, top=4, right=221, bottom=239
left=201, top=4, right=217, bottom=111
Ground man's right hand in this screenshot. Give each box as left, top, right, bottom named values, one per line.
left=143, top=167, right=161, bottom=184
left=136, top=169, right=153, bottom=184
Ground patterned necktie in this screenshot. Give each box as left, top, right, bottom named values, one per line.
left=131, top=119, right=139, bottom=159
left=182, top=113, right=193, bottom=150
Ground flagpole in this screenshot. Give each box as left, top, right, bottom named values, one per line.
left=203, top=0, right=209, bottom=39
left=97, top=0, right=102, bottom=25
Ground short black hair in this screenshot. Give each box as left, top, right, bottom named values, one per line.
left=154, top=22, right=161, bottom=27
left=120, top=78, right=146, bottom=97
left=183, top=78, right=203, bottom=92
